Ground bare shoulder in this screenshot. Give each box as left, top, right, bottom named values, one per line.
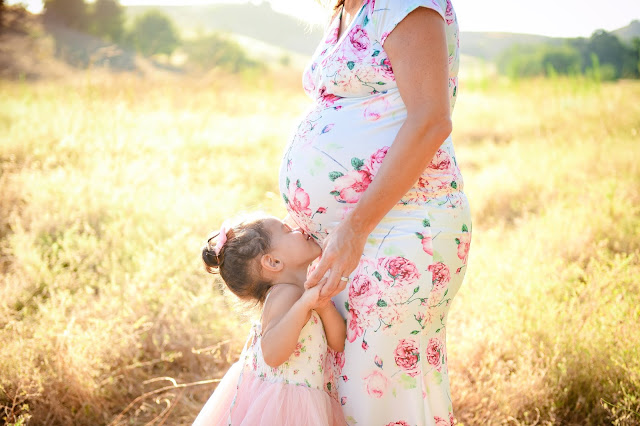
left=261, top=284, right=303, bottom=329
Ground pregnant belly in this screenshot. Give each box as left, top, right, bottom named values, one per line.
left=279, top=92, right=463, bottom=242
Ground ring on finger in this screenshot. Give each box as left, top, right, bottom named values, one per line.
left=340, top=276, right=350, bottom=282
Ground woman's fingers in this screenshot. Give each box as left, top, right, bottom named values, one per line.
left=304, top=255, right=331, bottom=289
left=320, top=266, right=344, bottom=298
left=320, top=271, right=349, bottom=298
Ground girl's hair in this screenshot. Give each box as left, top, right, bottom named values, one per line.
left=202, top=217, right=273, bottom=304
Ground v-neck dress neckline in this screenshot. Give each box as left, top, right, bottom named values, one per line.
left=332, top=2, right=367, bottom=46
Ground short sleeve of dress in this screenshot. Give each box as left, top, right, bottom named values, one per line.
left=371, top=0, right=446, bottom=45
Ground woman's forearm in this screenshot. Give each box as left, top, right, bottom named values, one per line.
left=261, top=299, right=311, bottom=368
left=316, top=303, right=347, bottom=352
left=346, top=114, right=452, bottom=236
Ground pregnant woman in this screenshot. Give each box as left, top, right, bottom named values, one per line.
left=279, top=0, right=471, bottom=424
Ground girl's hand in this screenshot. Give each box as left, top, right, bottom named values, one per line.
left=304, top=219, right=368, bottom=298
left=299, top=277, right=331, bottom=311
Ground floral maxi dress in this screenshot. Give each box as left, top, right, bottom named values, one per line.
left=278, top=1, right=471, bottom=425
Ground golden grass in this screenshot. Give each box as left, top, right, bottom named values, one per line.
left=0, top=72, right=639, bottom=425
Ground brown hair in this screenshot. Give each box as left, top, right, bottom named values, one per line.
left=202, top=217, right=273, bottom=304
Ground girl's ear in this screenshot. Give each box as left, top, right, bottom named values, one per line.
left=261, top=253, right=283, bottom=273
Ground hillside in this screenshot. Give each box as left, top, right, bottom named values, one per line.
left=613, top=19, right=640, bottom=42
left=458, top=32, right=557, bottom=60
left=125, top=3, right=639, bottom=62
left=125, top=3, right=325, bottom=57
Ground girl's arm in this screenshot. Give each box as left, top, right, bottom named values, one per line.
left=316, top=302, right=346, bottom=352
left=260, top=283, right=321, bottom=368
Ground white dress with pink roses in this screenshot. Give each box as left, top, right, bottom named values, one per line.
left=193, top=311, right=346, bottom=426
left=278, top=1, right=470, bottom=425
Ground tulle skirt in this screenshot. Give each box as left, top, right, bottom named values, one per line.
left=193, top=362, right=346, bottom=426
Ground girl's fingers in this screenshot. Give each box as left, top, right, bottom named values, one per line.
left=320, top=267, right=342, bottom=298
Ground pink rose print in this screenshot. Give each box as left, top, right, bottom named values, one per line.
left=381, top=57, right=394, bottom=79
left=303, top=63, right=316, bottom=94
left=349, top=26, right=369, bottom=51
left=362, top=339, right=369, bottom=351
left=445, top=0, right=455, bottom=25
left=450, top=412, right=456, bottom=425
left=394, top=339, right=420, bottom=377
left=378, top=256, right=421, bottom=286
left=363, top=369, right=389, bottom=399
left=363, top=96, right=391, bottom=121
left=326, top=26, right=339, bottom=44
left=374, top=355, right=383, bottom=368
left=332, top=170, right=372, bottom=203
left=335, top=351, right=346, bottom=370
left=420, top=234, right=433, bottom=255
left=340, top=396, right=347, bottom=406
left=346, top=308, right=364, bottom=343
left=319, top=86, right=341, bottom=107
left=386, top=421, right=410, bottom=426
left=428, top=262, right=451, bottom=290
left=428, top=149, right=453, bottom=172
left=346, top=25, right=370, bottom=59
left=293, top=341, right=303, bottom=357
left=426, top=337, right=443, bottom=370
left=417, top=174, right=451, bottom=198
left=434, top=415, right=449, bottom=426
left=457, top=232, right=471, bottom=264
left=364, top=146, right=389, bottom=176
left=349, top=273, right=381, bottom=313
left=380, top=303, right=405, bottom=332
left=288, top=186, right=313, bottom=216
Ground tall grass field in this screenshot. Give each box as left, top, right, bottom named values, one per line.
left=1, top=71, right=639, bottom=425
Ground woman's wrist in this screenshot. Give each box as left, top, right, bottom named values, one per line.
left=343, top=209, right=376, bottom=239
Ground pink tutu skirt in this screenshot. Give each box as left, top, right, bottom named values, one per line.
left=193, top=362, right=346, bottom=426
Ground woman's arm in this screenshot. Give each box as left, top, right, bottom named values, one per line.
left=305, top=7, right=451, bottom=295
left=316, top=302, right=346, bottom=352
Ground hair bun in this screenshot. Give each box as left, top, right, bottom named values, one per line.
left=202, top=239, right=223, bottom=274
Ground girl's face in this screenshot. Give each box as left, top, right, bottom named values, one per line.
left=264, top=217, right=321, bottom=268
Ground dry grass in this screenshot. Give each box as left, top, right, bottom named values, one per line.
left=0, top=72, right=639, bottom=425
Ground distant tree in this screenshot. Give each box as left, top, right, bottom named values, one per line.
left=587, top=30, right=636, bottom=78
left=632, top=37, right=640, bottom=76
left=182, top=33, right=262, bottom=73
left=539, top=44, right=582, bottom=75
left=90, top=0, right=124, bottom=43
left=128, top=10, right=179, bottom=57
left=0, top=0, right=5, bottom=32
left=43, top=0, right=88, bottom=31
left=497, top=44, right=543, bottom=78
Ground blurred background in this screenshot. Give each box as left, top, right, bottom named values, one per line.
left=0, top=0, right=639, bottom=424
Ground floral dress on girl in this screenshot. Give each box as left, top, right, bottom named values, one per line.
left=193, top=309, right=345, bottom=425
left=278, top=0, right=470, bottom=425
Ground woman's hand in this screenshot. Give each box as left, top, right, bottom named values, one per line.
left=304, top=218, right=368, bottom=298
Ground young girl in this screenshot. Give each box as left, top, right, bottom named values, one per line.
left=193, top=215, right=347, bottom=426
